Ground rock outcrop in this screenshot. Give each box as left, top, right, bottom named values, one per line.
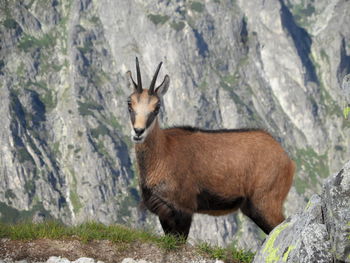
left=253, top=160, right=350, bottom=263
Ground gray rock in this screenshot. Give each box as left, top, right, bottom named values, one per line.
left=253, top=161, right=350, bottom=263
left=322, top=161, right=350, bottom=262
left=46, top=257, right=71, bottom=263
left=46, top=257, right=104, bottom=263
left=121, top=259, right=149, bottom=263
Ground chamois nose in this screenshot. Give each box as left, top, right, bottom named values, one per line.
left=134, top=128, right=145, bottom=137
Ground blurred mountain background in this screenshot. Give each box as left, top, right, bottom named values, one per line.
left=0, top=0, right=349, bottom=251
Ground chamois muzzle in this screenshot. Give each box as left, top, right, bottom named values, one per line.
left=134, top=128, right=145, bottom=137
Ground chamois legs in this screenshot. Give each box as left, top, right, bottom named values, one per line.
left=159, top=210, right=192, bottom=239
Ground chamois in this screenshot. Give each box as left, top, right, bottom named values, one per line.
left=126, top=58, right=295, bottom=239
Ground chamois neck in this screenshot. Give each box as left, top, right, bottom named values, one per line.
left=135, top=119, right=165, bottom=155
left=135, top=119, right=165, bottom=181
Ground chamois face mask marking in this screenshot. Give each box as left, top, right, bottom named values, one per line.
left=128, top=91, right=160, bottom=143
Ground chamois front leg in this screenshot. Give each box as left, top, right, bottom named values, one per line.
left=141, top=187, right=193, bottom=239
left=159, top=210, right=192, bottom=239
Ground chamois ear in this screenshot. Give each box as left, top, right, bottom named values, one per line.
left=155, top=75, right=170, bottom=97
left=126, top=71, right=137, bottom=91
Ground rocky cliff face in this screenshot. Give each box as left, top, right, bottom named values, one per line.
left=0, top=0, right=349, bottom=251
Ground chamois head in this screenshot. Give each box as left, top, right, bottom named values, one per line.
left=127, top=57, right=170, bottom=143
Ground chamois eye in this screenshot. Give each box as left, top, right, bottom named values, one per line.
left=127, top=100, right=132, bottom=112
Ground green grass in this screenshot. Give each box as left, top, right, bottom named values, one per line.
left=0, top=222, right=255, bottom=261
left=0, top=221, right=183, bottom=249
left=197, top=242, right=255, bottom=262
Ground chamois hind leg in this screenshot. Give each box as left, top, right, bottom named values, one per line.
left=242, top=162, right=294, bottom=234
left=241, top=197, right=284, bottom=234
left=159, top=210, right=192, bottom=239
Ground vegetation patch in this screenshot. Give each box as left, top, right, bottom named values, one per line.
left=293, top=147, right=329, bottom=194
left=117, top=191, right=139, bottom=223
left=344, top=106, right=350, bottom=119
left=95, top=140, right=115, bottom=165
left=67, top=144, right=74, bottom=150
left=3, top=18, right=18, bottom=29
left=289, top=2, right=316, bottom=28
left=17, top=147, right=34, bottom=163
left=170, top=21, right=185, bottom=31
left=40, top=89, right=57, bottom=111
left=106, top=115, right=123, bottom=131
left=77, top=39, right=93, bottom=54
left=197, top=242, right=255, bottom=263
left=0, top=203, right=52, bottom=224
left=5, top=190, right=16, bottom=200
left=199, top=80, right=208, bottom=91
left=69, top=190, right=82, bottom=214
left=147, top=14, right=170, bottom=25
left=18, top=33, right=56, bottom=52
left=68, top=170, right=82, bottom=215
left=220, top=74, right=239, bottom=92
left=91, top=124, right=109, bottom=139
left=52, top=141, right=61, bottom=158
left=26, top=81, right=58, bottom=111
left=190, top=2, right=204, bottom=13
left=24, top=180, right=36, bottom=195
left=77, top=100, right=103, bottom=116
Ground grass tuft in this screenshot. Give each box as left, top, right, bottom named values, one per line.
left=198, top=242, right=255, bottom=262
left=157, top=234, right=186, bottom=250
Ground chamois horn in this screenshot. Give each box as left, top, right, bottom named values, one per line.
left=127, top=57, right=142, bottom=93
left=135, top=57, right=142, bottom=93
left=149, top=62, right=163, bottom=94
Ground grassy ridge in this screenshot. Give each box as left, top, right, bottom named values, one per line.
left=0, top=221, right=254, bottom=262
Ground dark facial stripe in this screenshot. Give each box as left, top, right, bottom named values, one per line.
left=146, top=111, right=158, bottom=129
left=130, top=111, right=135, bottom=124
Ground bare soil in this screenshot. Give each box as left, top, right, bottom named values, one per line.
left=0, top=238, right=219, bottom=263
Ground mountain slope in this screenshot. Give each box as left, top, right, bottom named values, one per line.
left=0, top=0, right=349, bottom=251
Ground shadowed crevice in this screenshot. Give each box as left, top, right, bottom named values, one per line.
left=337, top=37, right=350, bottom=85
left=279, top=0, right=318, bottom=84
left=192, top=29, right=208, bottom=57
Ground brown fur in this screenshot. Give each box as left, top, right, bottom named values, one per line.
left=134, top=115, right=294, bottom=235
